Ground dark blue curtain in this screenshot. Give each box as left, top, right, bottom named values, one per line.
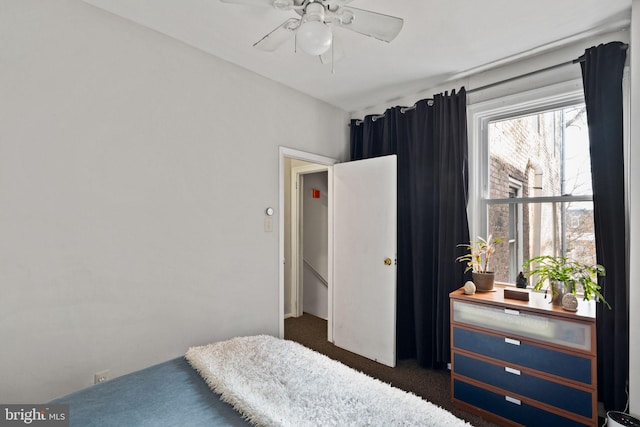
left=580, top=41, right=628, bottom=411
left=349, top=89, right=470, bottom=368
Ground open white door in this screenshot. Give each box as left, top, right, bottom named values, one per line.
left=332, top=155, right=397, bottom=367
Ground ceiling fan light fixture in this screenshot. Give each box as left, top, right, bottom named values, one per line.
left=297, top=19, right=332, bottom=55
left=296, top=2, right=332, bottom=56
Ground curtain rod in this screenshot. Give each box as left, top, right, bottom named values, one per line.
left=352, top=43, right=628, bottom=126
left=351, top=99, right=434, bottom=126
left=467, top=42, right=628, bottom=94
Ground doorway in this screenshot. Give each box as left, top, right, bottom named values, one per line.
left=279, top=148, right=398, bottom=368
left=278, top=147, right=338, bottom=340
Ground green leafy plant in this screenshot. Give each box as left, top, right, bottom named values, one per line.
left=523, top=255, right=609, bottom=308
left=456, top=235, right=503, bottom=274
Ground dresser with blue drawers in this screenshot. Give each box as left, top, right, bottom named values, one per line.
left=450, top=285, right=597, bottom=427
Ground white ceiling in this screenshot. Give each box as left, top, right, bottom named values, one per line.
left=83, top=0, right=631, bottom=112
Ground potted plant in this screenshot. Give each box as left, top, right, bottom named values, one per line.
left=457, top=235, right=503, bottom=291
left=522, top=255, right=609, bottom=309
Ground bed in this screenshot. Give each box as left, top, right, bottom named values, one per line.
left=51, top=335, right=470, bottom=426
left=50, top=357, right=250, bottom=427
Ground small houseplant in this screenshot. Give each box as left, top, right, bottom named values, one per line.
left=457, top=235, right=503, bottom=291
left=522, top=255, right=609, bottom=308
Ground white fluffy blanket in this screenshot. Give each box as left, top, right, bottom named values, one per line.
left=186, top=335, right=470, bottom=426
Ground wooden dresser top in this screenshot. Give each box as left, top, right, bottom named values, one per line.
left=450, top=284, right=596, bottom=322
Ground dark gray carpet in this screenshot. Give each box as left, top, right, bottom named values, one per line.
left=284, top=313, right=498, bottom=427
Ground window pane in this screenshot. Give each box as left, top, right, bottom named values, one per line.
left=564, top=107, right=593, bottom=196
left=488, top=106, right=592, bottom=199
left=487, top=201, right=596, bottom=283
left=565, top=201, right=597, bottom=265
left=486, top=104, right=595, bottom=285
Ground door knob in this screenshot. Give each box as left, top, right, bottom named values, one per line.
left=384, top=258, right=393, bottom=266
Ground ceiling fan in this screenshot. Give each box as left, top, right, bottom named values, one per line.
left=219, top=0, right=404, bottom=58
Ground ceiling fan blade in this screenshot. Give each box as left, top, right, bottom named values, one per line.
left=220, top=0, right=275, bottom=6
left=220, top=0, right=280, bottom=6
left=335, top=7, right=403, bottom=42
left=253, top=18, right=299, bottom=52
left=220, top=0, right=298, bottom=9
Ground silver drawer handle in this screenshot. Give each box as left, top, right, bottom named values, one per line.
left=505, top=337, right=521, bottom=346
left=505, top=396, right=522, bottom=405
left=505, top=366, right=521, bottom=376
left=504, top=308, right=520, bottom=316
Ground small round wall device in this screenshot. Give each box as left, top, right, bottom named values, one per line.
left=608, top=411, right=640, bottom=427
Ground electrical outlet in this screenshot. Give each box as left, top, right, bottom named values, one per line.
left=94, top=370, right=109, bottom=385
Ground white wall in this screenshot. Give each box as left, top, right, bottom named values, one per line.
left=629, top=0, right=640, bottom=415
left=0, top=0, right=349, bottom=403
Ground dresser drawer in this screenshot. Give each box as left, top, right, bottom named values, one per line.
left=453, top=327, right=592, bottom=385
left=453, top=378, right=590, bottom=427
left=452, top=300, right=592, bottom=351
left=454, top=352, right=592, bottom=418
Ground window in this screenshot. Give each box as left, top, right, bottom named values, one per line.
left=473, top=88, right=596, bottom=285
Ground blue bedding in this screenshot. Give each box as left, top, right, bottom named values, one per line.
left=50, top=357, right=250, bottom=427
